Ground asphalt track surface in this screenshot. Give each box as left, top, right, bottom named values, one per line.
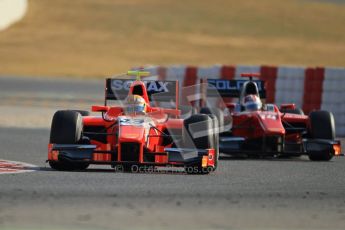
left=0, top=76, right=345, bottom=230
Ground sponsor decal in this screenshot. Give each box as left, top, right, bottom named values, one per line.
left=111, top=80, right=170, bottom=93
left=206, top=79, right=266, bottom=98
left=0, top=159, right=38, bottom=175
left=106, top=79, right=177, bottom=101
left=119, top=117, right=145, bottom=126
left=207, top=79, right=264, bottom=91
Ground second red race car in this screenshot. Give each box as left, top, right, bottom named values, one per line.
left=198, top=73, right=341, bottom=161
left=47, top=71, right=218, bottom=174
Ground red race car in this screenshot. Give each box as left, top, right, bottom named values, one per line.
left=198, top=73, right=341, bottom=161
left=47, top=71, right=218, bottom=174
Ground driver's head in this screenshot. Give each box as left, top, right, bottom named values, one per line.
left=124, top=95, right=147, bottom=115
left=244, top=95, right=262, bottom=111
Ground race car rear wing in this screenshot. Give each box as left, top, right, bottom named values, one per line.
left=105, top=78, right=179, bottom=106
left=202, top=79, right=266, bottom=98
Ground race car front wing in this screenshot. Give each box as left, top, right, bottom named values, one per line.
left=47, top=144, right=215, bottom=168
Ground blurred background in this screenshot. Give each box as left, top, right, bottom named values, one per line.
left=0, top=0, right=344, bottom=77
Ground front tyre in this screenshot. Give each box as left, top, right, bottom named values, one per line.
left=49, top=161, right=89, bottom=171
left=49, top=110, right=89, bottom=170
left=308, top=110, right=335, bottom=161
left=183, top=114, right=216, bottom=174
left=50, top=110, right=83, bottom=144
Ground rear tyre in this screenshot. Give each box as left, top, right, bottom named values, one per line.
left=308, top=110, right=335, bottom=161
left=183, top=114, right=215, bottom=174
left=280, top=108, right=304, bottom=115
left=49, top=110, right=89, bottom=170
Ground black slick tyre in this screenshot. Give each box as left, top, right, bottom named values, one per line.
left=308, top=110, right=335, bottom=161
left=183, top=114, right=215, bottom=174
left=49, top=110, right=89, bottom=170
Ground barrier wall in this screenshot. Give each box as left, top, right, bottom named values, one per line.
left=142, top=65, right=345, bottom=136
left=0, top=0, right=28, bottom=31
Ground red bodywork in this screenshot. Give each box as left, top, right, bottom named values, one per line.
left=206, top=74, right=341, bottom=157
left=229, top=104, right=308, bottom=152
left=231, top=105, right=307, bottom=140
left=48, top=78, right=216, bottom=170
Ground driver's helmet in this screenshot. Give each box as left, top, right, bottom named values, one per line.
left=124, top=95, right=147, bottom=114
left=244, top=95, right=262, bottom=111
